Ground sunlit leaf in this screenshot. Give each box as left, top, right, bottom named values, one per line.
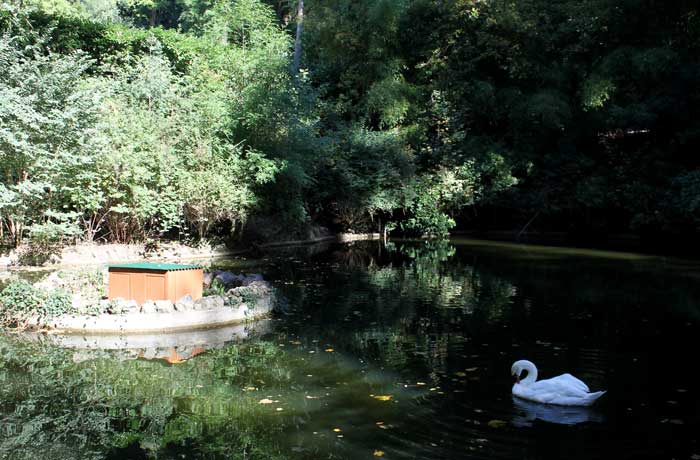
left=487, top=419, right=507, bottom=428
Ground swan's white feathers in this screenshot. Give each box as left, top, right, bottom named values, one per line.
left=511, top=361, right=605, bottom=406
left=556, top=373, right=590, bottom=392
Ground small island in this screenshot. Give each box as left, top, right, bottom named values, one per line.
left=0, top=265, right=277, bottom=334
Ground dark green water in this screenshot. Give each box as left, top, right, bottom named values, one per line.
left=1, top=239, right=699, bottom=460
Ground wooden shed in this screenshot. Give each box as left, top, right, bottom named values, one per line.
left=108, top=263, right=203, bottom=305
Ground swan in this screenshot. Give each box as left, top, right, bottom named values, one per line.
left=511, top=360, right=606, bottom=406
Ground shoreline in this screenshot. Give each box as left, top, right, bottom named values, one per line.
left=0, top=233, right=383, bottom=271
left=34, top=306, right=271, bottom=335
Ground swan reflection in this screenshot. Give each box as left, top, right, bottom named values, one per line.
left=511, top=396, right=605, bottom=427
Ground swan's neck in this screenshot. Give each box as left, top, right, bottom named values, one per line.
left=520, top=361, right=538, bottom=385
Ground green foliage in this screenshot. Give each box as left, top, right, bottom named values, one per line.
left=1, top=4, right=294, bottom=246
left=3, top=0, right=700, bottom=246
left=0, top=269, right=107, bottom=327
left=41, top=287, right=73, bottom=317
left=0, top=335, right=295, bottom=459
left=0, top=279, right=44, bottom=327
left=56, top=268, right=106, bottom=302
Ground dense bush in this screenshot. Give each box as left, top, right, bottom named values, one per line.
left=0, top=1, right=291, bottom=246
left=0, top=270, right=105, bottom=327
left=0, top=279, right=45, bottom=327
left=2, top=0, right=699, bottom=249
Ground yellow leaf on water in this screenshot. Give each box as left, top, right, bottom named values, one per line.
left=244, top=386, right=257, bottom=391
left=416, top=382, right=426, bottom=386
left=325, top=348, right=334, bottom=352
left=258, top=399, right=273, bottom=404
left=333, top=428, right=342, bottom=432
left=371, top=395, right=393, bottom=401
left=487, top=419, right=507, bottom=428
left=374, top=450, right=385, bottom=457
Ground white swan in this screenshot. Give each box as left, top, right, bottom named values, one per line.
left=511, top=360, right=606, bottom=406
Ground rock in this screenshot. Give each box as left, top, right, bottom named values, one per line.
left=175, top=294, right=195, bottom=311
left=154, top=300, right=174, bottom=313
left=241, top=273, right=264, bottom=286
left=246, top=280, right=271, bottom=290
left=223, top=280, right=275, bottom=316
left=202, top=272, right=215, bottom=288
left=214, top=271, right=244, bottom=288
left=141, top=301, right=157, bottom=314
left=106, top=298, right=138, bottom=314
left=99, top=299, right=112, bottom=312
left=193, top=295, right=225, bottom=311
left=122, top=302, right=140, bottom=314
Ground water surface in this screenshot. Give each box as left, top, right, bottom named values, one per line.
left=1, top=239, right=699, bottom=459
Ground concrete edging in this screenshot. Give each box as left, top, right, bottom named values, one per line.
left=42, top=305, right=265, bottom=334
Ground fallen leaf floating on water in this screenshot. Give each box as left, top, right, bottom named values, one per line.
left=416, top=382, right=426, bottom=386
left=259, top=399, right=274, bottom=404
left=325, top=348, right=334, bottom=352
left=374, top=450, right=385, bottom=457
left=465, top=367, right=479, bottom=372
left=455, top=372, right=467, bottom=377
left=487, top=419, right=507, bottom=428
left=333, top=428, right=342, bottom=432
left=243, top=386, right=257, bottom=392
left=371, top=395, right=393, bottom=401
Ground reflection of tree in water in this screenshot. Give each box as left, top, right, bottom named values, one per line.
left=366, top=240, right=516, bottom=320
left=347, top=240, right=517, bottom=375
left=330, top=244, right=378, bottom=269
left=0, top=336, right=293, bottom=460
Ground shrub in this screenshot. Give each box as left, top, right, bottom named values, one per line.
left=0, top=279, right=44, bottom=328
left=41, top=288, right=73, bottom=318
left=0, top=279, right=83, bottom=328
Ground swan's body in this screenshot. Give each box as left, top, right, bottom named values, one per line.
left=511, top=360, right=606, bottom=407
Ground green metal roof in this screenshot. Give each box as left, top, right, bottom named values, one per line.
left=107, top=262, right=202, bottom=271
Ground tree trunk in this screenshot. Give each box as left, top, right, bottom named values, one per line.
left=293, top=0, right=304, bottom=74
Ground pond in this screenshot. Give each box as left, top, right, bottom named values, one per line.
left=1, top=238, right=699, bottom=460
